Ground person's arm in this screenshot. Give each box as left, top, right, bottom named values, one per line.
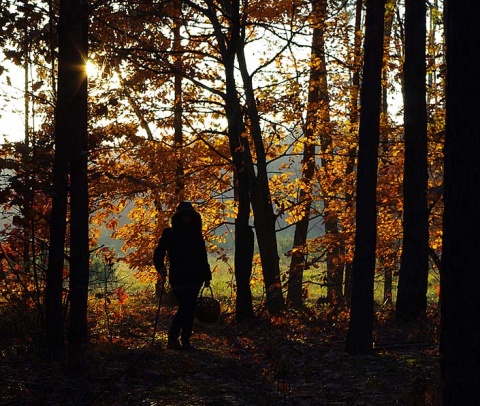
left=153, top=228, right=171, bottom=279
left=198, top=234, right=212, bottom=286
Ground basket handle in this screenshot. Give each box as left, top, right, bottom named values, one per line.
left=199, top=285, right=214, bottom=298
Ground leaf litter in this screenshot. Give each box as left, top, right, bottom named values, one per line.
left=0, top=295, right=441, bottom=405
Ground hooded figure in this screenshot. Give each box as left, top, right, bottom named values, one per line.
left=154, top=202, right=211, bottom=349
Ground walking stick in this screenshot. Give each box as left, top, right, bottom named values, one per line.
left=151, top=281, right=165, bottom=345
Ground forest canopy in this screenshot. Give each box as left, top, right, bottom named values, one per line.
left=0, top=0, right=450, bottom=372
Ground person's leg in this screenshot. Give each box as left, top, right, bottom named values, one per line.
left=180, top=286, right=201, bottom=348
left=168, top=287, right=187, bottom=348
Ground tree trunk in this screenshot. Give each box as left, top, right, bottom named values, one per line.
left=345, top=0, right=385, bottom=355
left=381, top=0, right=396, bottom=119
left=395, top=0, right=429, bottom=323
left=380, top=0, right=396, bottom=308
left=199, top=0, right=257, bottom=320
left=234, top=170, right=255, bottom=321
left=236, top=43, right=285, bottom=314
left=46, top=0, right=88, bottom=360
left=343, top=0, right=363, bottom=308
left=222, top=40, right=255, bottom=321
left=173, top=0, right=184, bottom=197
left=441, top=2, right=480, bottom=403
left=286, top=0, right=324, bottom=308
left=66, top=0, right=89, bottom=352
left=45, top=146, right=68, bottom=359
left=287, top=0, right=342, bottom=309
left=188, top=0, right=284, bottom=314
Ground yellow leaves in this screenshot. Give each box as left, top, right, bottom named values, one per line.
left=292, top=140, right=305, bottom=155
left=430, top=239, right=442, bottom=251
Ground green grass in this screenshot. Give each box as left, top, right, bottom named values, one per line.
left=101, top=254, right=440, bottom=310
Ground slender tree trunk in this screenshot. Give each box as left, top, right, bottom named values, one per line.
left=200, top=0, right=256, bottom=320
left=395, top=0, right=429, bottom=323
left=380, top=0, right=396, bottom=306
left=381, top=0, right=396, bottom=119
left=67, top=0, right=89, bottom=352
left=441, top=2, right=480, bottom=403
left=195, top=0, right=284, bottom=314
left=173, top=0, right=184, bottom=198
left=222, top=42, right=255, bottom=321
left=345, top=0, right=385, bottom=355
left=236, top=43, right=285, bottom=314
left=383, top=265, right=393, bottom=305
left=234, top=170, right=255, bottom=321
left=307, top=0, right=343, bottom=308
left=344, top=0, right=363, bottom=307
left=286, top=0, right=324, bottom=308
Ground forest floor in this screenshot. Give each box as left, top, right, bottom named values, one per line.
left=0, top=294, right=441, bottom=405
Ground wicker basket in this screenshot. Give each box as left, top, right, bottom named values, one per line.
left=196, top=286, right=220, bottom=323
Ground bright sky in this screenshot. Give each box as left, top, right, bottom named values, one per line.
left=0, top=59, right=101, bottom=144
left=0, top=59, right=26, bottom=143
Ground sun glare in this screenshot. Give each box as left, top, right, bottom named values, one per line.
left=86, top=60, right=99, bottom=78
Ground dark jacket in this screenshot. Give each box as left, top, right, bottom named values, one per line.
left=153, top=208, right=211, bottom=287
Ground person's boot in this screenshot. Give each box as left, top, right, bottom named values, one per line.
left=167, top=332, right=183, bottom=350
left=167, top=339, right=183, bottom=350
left=181, top=338, right=194, bottom=350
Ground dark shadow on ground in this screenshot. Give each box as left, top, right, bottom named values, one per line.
left=0, top=298, right=441, bottom=405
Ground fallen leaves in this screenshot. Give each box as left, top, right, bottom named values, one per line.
left=0, top=294, right=441, bottom=405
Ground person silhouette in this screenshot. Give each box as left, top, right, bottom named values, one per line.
left=154, top=202, right=211, bottom=349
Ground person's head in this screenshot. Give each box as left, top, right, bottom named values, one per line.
left=176, top=201, right=194, bottom=212
left=172, top=201, right=202, bottom=230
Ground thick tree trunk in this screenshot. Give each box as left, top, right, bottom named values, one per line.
left=46, top=0, right=88, bottom=359
left=345, top=0, right=385, bottom=355
left=45, top=154, right=68, bottom=359
left=395, top=0, right=429, bottom=323
left=67, top=0, right=89, bottom=352
left=441, top=2, right=480, bottom=403
left=68, top=153, right=89, bottom=350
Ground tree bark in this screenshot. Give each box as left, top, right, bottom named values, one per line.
left=182, top=0, right=284, bottom=314
left=190, top=0, right=258, bottom=321
left=345, top=0, right=385, bottom=355
left=45, top=137, right=68, bottom=359
left=236, top=43, right=285, bottom=314
left=46, top=0, right=88, bottom=359
left=234, top=169, right=255, bottom=321
left=395, top=0, right=429, bottom=323
left=441, top=1, right=480, bottom=403
left=343, top=0, right=363, bottom=307
left=379, top=0, right=396, bottom=306
left=286, top=0, right=323, bottom=308
left=66, top=0, right=89, bottom=352
left=220, top=12, right=256, bottom=320
left=173, top=0, right=184, bottom=197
